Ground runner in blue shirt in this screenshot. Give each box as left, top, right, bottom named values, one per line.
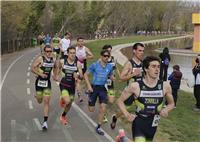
left=84, top=50, right=115, bottom=135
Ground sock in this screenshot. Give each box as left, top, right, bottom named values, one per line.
left=97, top=124, right=101, bottom=129
left=44, top=116, right=48, bottom=122
left=62, top=111, right=66, bottom=117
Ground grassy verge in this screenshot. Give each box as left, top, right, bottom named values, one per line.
left=85, top=35, right=199, bottom=142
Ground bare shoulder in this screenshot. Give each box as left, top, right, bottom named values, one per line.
left=127, top=82, right=140, bottom=96
left=163, top=81, right=172, bottom=95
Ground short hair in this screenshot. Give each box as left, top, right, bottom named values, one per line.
left=142, top=56, right=160, bottom=75
left=100, top=50, right=110, bottom=56
left=102, top=44, right=112, bottom=50
left=65, top=32, right=71, bottom=36
left=77, top=37, right=84, bottom=41
left=132, top=42, right=144, bottom=50
left=173, top=65, right=180, bottom=71
left=44, top=45, right=52, bottom=51
left=67, top=46, right=76, bottom=53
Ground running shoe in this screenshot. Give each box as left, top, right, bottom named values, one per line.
left=103, top=114, right=108, bottom=123
left=78, top=94, right=83, bottom=102
left=59, top=97, right=65, bottom=108
left=110, top=114, right=117, bottom=129
left=42, top=121, right=48, bottom=131
left=95, top=127, right=104, bottom=136
left=60, top=115, right=68, bottom=125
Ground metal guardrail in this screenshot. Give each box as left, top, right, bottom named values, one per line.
left=1, top=38, right=37, bottom=55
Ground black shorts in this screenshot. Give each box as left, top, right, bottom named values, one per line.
left=53, top=48, right=60, bottom=55
left=132, top=115, right=157, bottom=141
left=35, top=78, right=51, bottom=91
left=124, top=95, right=135, bottom=106
left=59, top=82, right=75, bottom=95
left=88, top=85, right=108, bottom=106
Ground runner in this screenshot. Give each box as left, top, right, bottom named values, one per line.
left=60, top=32, right=71, bottom=59
left=31, top=45, right=56, bottom=130
left=75, top=37, right=94, bottom=102
left=102, top=44, right=121, bottom=123
left=117, top=56, right=174, bottom=142
left=52, top=33, right=61, bottom=59
left=84, top=50, right=114, bottom=135
left=53, top=46, right=83, bottom=125
left=110, top=43, right=144, bottom=129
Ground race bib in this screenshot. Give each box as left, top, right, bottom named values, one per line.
left=107, top=79, right=112, bottom=86
left=152, top=115, right=160, bottom=127
left=37, top=80, right=48, bottom=87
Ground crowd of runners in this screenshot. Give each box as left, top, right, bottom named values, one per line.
left=31, top=31, right=199, bottom=142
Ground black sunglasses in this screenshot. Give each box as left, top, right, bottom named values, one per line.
left=45, top=50, right=52, bottom=53
left=103, top=54, right=110, bottom=58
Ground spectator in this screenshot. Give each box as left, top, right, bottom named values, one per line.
left=192, top=54, right=200, bottom=111
left=159, top=47, right=171, bottom=81
left=168, top=65, right=182, bottom=107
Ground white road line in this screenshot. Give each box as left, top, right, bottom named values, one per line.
left=75, top=107, right=104, bottom=142
left=72, top=103, right=115, bottom=142
left=27, top=72, right=30, bottom=77
left=27, top=79, right=30, bottom=84
left=33, top=118, right=42, bottom=131
left=27, top=88, right=31, bottom=95
left=28, top=100, right=33, bottom=109
left=29, top=63, right=32, bottom=66
left=0, top=55, right=24, bottom=90
left=58, top=118, right=75, bottom=142
left=11, top=120, right=16, bottom=142
left=28, top=67, right=31, bottom=71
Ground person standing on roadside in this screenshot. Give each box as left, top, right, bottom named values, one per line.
left=118, top=56, right=174, bottom=142
left=168, top=65, right=182, bottom=107
left=31, top=45, right=56, bottom=130
left=192, top=54, right=200, bottom=111
left=84, top=50, right=114, bottom=135
left=159, top=47, right=171, bottom=81
left=110, top=43, right=144, bottom=129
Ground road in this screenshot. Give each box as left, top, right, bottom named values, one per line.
left=1, top=47, right=117, bottom=142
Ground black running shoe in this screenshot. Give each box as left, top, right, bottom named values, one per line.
left=110, top=115, right=117, bottom=129
left=95, top=127, right=104, bottom=135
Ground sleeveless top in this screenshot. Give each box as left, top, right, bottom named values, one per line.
left=135, top=80, right=164, bottom=116
left=38, top=56, right=54, bottom=80
left=61, top=58, right=78, bottom=86
left=128, top=59, right=143, bottom=85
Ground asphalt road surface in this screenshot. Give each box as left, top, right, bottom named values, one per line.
left=1, top=47, right=121, bottom=142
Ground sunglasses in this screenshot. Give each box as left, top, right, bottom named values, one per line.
left=103, top=54, right=110, bottom=58
left=45, top=50, right=52, bottom=53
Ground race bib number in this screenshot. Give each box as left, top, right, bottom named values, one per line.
left=107, top=79, right=112, bottom=86
left=152, top=115, right=160, bottom=127
left=37, top=80, right=48, bottom=87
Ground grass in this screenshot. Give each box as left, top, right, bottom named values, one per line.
left=85, top=35, right=199, bottom=142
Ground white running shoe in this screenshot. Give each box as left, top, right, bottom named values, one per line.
left=42, top=121, right=48, bottom=131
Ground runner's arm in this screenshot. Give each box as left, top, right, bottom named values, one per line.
left=120, top=61, right=134, bottom=81
left=86, top=47, right=94, bottom=59
left=160, top=82, right=174, bottom=117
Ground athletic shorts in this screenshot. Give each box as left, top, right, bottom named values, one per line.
left=88, top=85, right=108, bottom=106
left=132, top=114, right=158, bottom=141
left=59, top=82, right=75, bottom=99
left=35, top=78, right=51, bottom=96
left=53, top=48, right=60, bottom=55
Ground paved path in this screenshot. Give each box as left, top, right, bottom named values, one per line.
left=111, top=35, right=195, bottom=93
